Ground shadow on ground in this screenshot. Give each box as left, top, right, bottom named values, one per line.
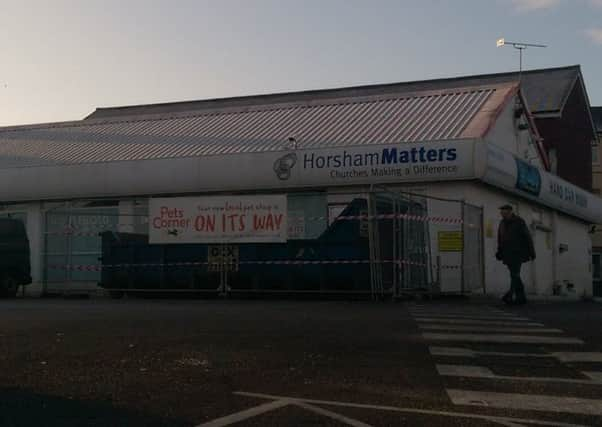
left=0, top=388, right=188, bottom=427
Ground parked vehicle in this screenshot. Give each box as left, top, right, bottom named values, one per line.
left=0, top=218, right=32, bottom=297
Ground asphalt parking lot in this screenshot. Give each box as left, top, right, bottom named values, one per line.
left=2, top=297, right=602, bottom=426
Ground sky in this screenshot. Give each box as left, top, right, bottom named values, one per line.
left=1, top=0, right=602, bottom=126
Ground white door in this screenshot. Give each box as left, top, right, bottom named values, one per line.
left=532, top=229, right=554, bottom=295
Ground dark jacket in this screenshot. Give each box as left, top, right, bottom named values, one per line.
left=496, top=214, right=536, bottom=265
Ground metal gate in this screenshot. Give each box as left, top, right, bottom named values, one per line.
left=44, top=205, right=119, bottom=293
left=462, top=202, right=484, bottom=293
left=367, top=191, right=431, bottom=298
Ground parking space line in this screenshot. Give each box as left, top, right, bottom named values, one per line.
left=422, top=333, right=584, bottom=345
left=196, top=399, right=291, bottom=427
left=234, top=391, right=587, bottom=427
left=495, top=421, right=528, bottom=427
left=447, top=389, right=602, bottom=416
left=292, top=401, right=373, bottom=427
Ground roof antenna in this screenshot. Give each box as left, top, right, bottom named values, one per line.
left=496, top=38, right=547, bottom=85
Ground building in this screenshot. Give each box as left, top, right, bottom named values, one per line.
left=591, top=106, right=602, bottom=293
left=1, top=67, right=601, bottom=299
left=88, top=65, right=597, bottom=191
left=514, top=66, right=596, bottom=191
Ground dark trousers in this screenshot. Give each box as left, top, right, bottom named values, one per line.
left=505, top=261, right=526, bottom=302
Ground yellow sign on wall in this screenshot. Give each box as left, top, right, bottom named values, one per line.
left=485, top=219, right=494, bottom=238
left=438, top=231, right=464, bottom=252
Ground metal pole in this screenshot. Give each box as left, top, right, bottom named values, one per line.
left=367, top=191, right=375, bottom=300
left=66, top=203, right=73, bottom=291
left=519, top=47, right=522, bottom=84
left=42, top=209, right=49, bottom=295
left=460, top=201, right=466, bottom=294
left=393, top=197, right=398, bottom=298
left=436, top=255, right=441, bottom=291
left=480, top=207, right=486, bottom=295
left=222, top=243, right=229, bottom=297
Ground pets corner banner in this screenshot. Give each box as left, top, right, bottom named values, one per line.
left=149, top=195, right=287, bottom=244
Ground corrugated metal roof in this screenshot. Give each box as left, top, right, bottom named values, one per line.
left=0, top=84, right=514, bottom=169
left=85, top=66, right=580, bottom=120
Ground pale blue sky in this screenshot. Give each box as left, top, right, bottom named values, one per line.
left=1, top=0, right=601, bottom=126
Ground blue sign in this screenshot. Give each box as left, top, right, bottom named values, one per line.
left=515, top=158, right=541, bottom=196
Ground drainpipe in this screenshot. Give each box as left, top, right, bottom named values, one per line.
left=530, top=222, right=538, bottom=295
left=551, top=211, right=559, bottom=294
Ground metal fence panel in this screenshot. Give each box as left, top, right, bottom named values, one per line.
left=41, top=190, right=482, bottom=298
left=462, top=202, right=484, bottom=293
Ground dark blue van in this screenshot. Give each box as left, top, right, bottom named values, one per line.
left=0, top=218, right=32, bottom=297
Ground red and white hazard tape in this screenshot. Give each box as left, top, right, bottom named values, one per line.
left=50, top=223, right=145, bottom=230
left=47, top=258, right=432, bottom=271
left=398, top=259, right=429, bottom=267
left=238, top=260, right=372, bottom=266
left=48, top=261, right=210, bottom=271
left=43, top=214, right=465, bottom=238
left=322, top=213, right=463, bottom=225
left=48, top=264, right=103, bottom=272
left=45, top=231, right=104, bottom=237
left=439, top=265, right=462, bottom=270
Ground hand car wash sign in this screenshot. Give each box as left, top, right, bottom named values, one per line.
left=149, top=195, right=287, bottom=244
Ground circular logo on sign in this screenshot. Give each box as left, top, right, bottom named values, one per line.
left=273, top=153, right=297, bottom=181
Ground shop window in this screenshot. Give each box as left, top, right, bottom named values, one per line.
left=287, top=193, right=328, bottom=240
left=44, top=207, right=119, bottom=284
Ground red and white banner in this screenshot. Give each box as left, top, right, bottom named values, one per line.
left=149, top=195, right=287, bottom=244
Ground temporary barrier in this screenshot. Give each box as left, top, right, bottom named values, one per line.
left=41, top=189, right=482, bottom=298
left=423, top=194, right=484, bottom=294
left=462, top=202, right=484, bottom=293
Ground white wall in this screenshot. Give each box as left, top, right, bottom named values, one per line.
left=394, top=181, right=592, bottom=298
left=6, top=177, right=593, bottom=298
left=553, top=212, right=593, bottom=297
left=26, top=203, right=44, bottom=296
left=424, top=197, right=463, bottom=293
left=486, top=96, right=544, bottom=168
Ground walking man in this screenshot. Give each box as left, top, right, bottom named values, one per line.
left=496, top=204, right=536, bottom=305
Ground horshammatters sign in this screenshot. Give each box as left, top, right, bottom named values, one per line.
left=286, top=140, right=475, bottom=186
left=149, top=195, right=287, bottom=244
